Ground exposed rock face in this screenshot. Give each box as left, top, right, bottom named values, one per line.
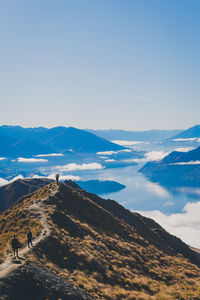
left=0, top=263, right=93, bottom=300
left=0, top=182, right=200, bottom=299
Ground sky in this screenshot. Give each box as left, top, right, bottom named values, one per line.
left=0, top=0, right=200, bottom=130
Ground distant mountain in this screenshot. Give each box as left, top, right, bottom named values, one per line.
left=0, top=182, right=200, bottom=298
left=87, top=129, right=181, bottom=142
left=42, top=127, right=124, bottom=153
left=0, top=126, right=125, bottom=157
left=140, top=146, right=200, bottom=186
left=161, top=124, right=200, bottom=147
left=0, top=135, right=54, bottom=157
left=0, top=178, right=52, bottom=212
left=171, top=124, right=200, bottom=140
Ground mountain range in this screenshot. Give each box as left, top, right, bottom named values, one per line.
left=140, top=145, right=200, bottom=186
left=170, top=124, right=200, bottom=140
left=0, top=179, right=200, bottom=298
left=88, top=129, right=181, bottom=142
left=0, top=126, right=125, bottom=157
left=161, top=124, right=200, bottom=147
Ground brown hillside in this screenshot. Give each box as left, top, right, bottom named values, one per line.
left=0, top=181, right=200, bottom=299
left=0, top=178, right=52, bottom=212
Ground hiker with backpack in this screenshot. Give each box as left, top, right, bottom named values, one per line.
left=55, top=173, right=59, bottom=184
left=11, top=235, right=19, bottom=257
left=27, top=229, right=33, bottom=248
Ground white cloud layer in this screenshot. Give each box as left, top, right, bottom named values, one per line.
left=0, top=174, right=80, bottom=187
left=0, top=178, right=9, bottom=186
left=0, top=175, right=25, bottom=186
left=33, top=174, right=80, bottom=181
left=53, top=162, right=104, bottom=172
left=17, top=157, right=48, bottom=163
left=35, top=153, right=63, bottom=157
left=138, top=201, right=200, bottom=248
left=145, top=151, right=170, bottom=161
left=112, top=140, right=149, bottom=146
left=97, top=149, right=131, bottom=156
left=105, top=159, right=115, bottom=162
left=172, top=160, right=200, bottom=165
left=173, top=138, right=197, bottom=142
left=146, top=181, right=170, bottom=198
left=0, top=157, right=6, bottom=161
left=174, top=147, right=195, bottom=152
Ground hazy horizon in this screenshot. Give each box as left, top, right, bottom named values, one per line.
left=0, top=123, right=185, bottom=131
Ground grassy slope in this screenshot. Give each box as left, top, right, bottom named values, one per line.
left=0, top=182, right=200, bottom=299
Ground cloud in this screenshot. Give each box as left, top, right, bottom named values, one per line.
left=53, top=163, right=104, bottom=172
left=105, top=159, right=115, bottom=162
left=145, top=151, right=170, bottom=161
left=122, top=151, right=169, bottom=163
left=33, top=174, right=80, bottom=181
left=97, top=151, right=118, bottom=155
left=173, top=138, right=197, bottom=142
left=146, top=181, right=170, bottom=198
left=0, top=157, right=6, bottom=161
left=0, top=175, right=25, bottom=186
left=17, top=157, right=48, bottom=163
left=138, top=201, right=200, bottom=248
left=97, top=149, right=131, bottom=156
left=174, top=147, right=195, bottom=152
left=112, top=140, right=149, bottom=146
left=0, top=178, right=9, bottom=186
left=10, top=175, right=24, bottom=182
left=35, top=153, right=63, bottom=157
left=127, top=94, right=153, bottom=102
left=0, top=173, right=81, bottom=187
left=172, top=160, right=200, bottom=165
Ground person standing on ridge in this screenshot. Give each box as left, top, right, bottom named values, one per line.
left=55, top=173, right=59, bottom=184
left=11, top=235, right=19, bottom=257
left=27, top=229, right=33, bottom=248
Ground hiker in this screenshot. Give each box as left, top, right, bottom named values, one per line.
left=55, top=173, right=59, bottom=184
left=27, top=229, right=33, bottom=248
left=11, top=235, right=19, bottom=257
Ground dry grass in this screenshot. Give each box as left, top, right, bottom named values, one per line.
left=1, top=182, right=200, bottom=299
left=38, top=216, right=200, bottom=299
left=0, top=184, right=52, bottom=262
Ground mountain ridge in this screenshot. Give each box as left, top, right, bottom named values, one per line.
left=87, top=129, right=182, bottom=142
left=0, top=126, right=125, bottom=157
left=0, top=181, right=200, bottom=298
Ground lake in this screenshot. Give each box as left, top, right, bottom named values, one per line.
left=72, top=159, right=200, bottom=248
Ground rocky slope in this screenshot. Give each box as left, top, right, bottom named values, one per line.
left=0, top=181, right=200, bottom=299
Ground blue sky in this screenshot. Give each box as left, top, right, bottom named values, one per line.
left=0, top=0, right=200, bottom=130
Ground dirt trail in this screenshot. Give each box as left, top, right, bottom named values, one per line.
left=0, top=182, right=58, bottom=279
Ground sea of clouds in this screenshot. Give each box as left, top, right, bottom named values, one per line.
left=138, top=201, right=200, bottom=248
